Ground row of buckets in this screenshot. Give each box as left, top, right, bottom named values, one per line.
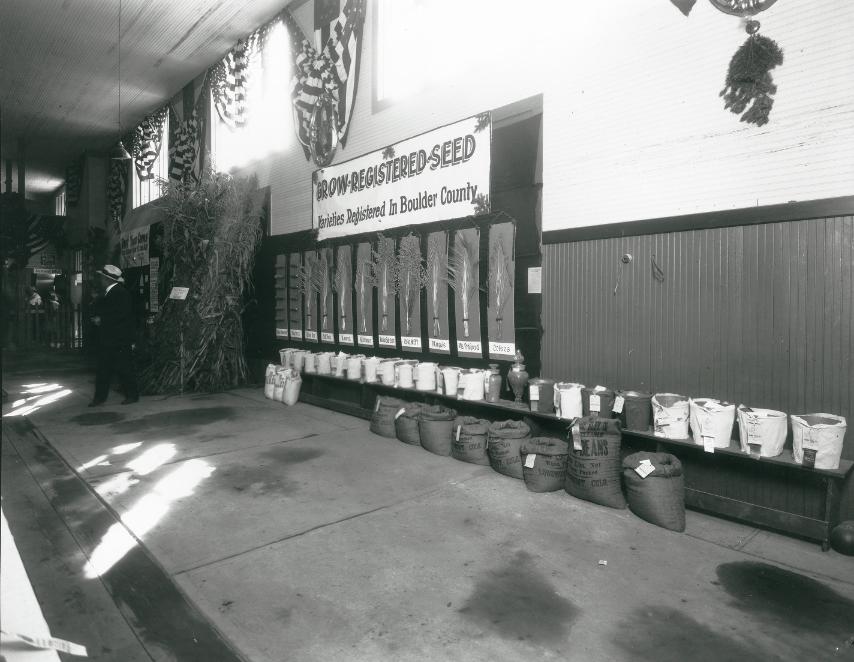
left=541, top=382, right=847, bottom=471
left=279, top=348, right=506, bottom=401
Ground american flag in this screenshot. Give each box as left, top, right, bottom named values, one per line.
left=212, top=38, right=250, bottom=131
left=134, top=108, right=167, bottom=181
left=285, top=0, right=366, bottom=159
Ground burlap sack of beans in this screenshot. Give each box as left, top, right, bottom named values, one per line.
left=370, top=396, right=407, bottom=438
left=451, top=416, right=491, bottom=465
left=487, top=420, right=532, bottom=479
left=521, top=437, right=569, bottom=493
left=565, top=417, right=626, bottom=509
left=622, top=452, right=685, bottom=532
left=418, top=405, right=458, bottom=456
left=395, top=402, right=427, bottom=445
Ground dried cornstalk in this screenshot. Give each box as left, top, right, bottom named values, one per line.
left=140, top=167, right=263, bottom=394
left=370, top=234, right=397, bottom=332
left=448, top=230, right=479, bottom=338
left=318, top=248, right=332, bottom=330
left=334, top=247, right=351, bottom=331
left=427, top=233, right=447, bottom=338
left=354, top=249, right=372, bottom=334
left=297, top=253, right=317, bottom=330
left=488, top=236, right=513, bottom=336
left=396, top=234, right=427, bottom=335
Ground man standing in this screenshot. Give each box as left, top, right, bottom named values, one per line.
left=89, top=264, right=139, bottom=406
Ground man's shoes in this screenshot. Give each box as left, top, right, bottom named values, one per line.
left=88, top=400, right=105, bottom=407
left=120, top=397, right=139, bottom=405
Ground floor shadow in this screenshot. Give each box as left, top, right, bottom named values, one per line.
left=612, top=606, right=763, bottom=662
left=716, top=561, right=854, bottom=637
left=69, top=412, right=127, bottom=426
left=109, top=407, right=239, bottom=436
left=458, top=550, right=578, bottom=646
left=209, top=447, right=326, bottom=498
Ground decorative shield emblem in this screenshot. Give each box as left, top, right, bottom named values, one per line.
left=309, top=92, right=339, bottom=167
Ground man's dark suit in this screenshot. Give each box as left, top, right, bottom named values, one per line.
left=92, top=282, right=138, bottom=403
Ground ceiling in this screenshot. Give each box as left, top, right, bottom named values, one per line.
left=0, top=0, right=294, bottom=197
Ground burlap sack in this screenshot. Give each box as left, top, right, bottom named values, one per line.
left=487, top=420, right=532, bottom=479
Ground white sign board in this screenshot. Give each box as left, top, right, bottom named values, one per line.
left=168, top=287, right=189, bottom=300
left=120, top=226, right=150, bottom=268
left=313, top=113, right=491, bottom=240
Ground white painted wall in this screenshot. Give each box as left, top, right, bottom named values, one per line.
left=224, top=0, right=853, bottom=236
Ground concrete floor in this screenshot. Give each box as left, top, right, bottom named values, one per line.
left=2, top=350, right=853, bottom=661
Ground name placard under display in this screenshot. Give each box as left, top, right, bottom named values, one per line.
left=313, top=113, right=492, bottom=240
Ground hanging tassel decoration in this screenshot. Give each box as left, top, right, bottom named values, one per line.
left=720, top=20, right=783, bottom=126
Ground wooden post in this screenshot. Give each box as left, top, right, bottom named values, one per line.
left=4, top=159, right=12, bottom=193
left=17, top=139, right=25, bottom=198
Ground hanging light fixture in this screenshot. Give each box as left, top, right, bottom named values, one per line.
left=111, top=0, right=131, bottom=160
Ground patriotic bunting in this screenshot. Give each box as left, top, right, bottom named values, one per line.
left=107, top=159, right=128, bottom=230
left=285, top=0, right=366, bottom=160
left=134, top=108, right=168, bottom=181
left=65, top=160, right=82, bottom=206
left=211, top=38, right=252, bottom=131
left=169, top=109, right=201, bottom=183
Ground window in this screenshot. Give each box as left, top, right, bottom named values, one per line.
left=132, top=114, right=169, bottom=209
left=212, top=21, right=292, bottom=172
left=55, top=188, right=66, bottom=215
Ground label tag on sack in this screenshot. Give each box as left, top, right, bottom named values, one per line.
left=635, top=462, right=655, bottom=479
left=802, top=447, right=817, bottom=468
left=374, top=399, right=380, bottom=412
left=456, top=425, right=462, bottom=441
left=525, top=453, right=537, bottom=468
left=589, top=394, right=601, bottom=415
left=571, top=420, right=582, bottom=451
left=613, top=395, right=625, bottom=414
left=0, top=630, right=88, bottom=657
left=529, top=384, right=539, bottom=401
left=394, top=408, right=405, bottom=420
left=703, top=435, right=715, bottom=453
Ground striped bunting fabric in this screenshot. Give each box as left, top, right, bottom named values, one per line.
left=134, top=108, right=168, bottom=181
left=285, top=0, right=366, bottom=160
left=169, top=109, right=200, bottom=182
left=107, top=160, right=128, bottom=229
left=211, top=38, right=251, bottom=131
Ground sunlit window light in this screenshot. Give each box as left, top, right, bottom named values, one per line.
left=78, top=454, right=111, bottom=472
left=111, top=442, right=143, bottom=455
left=153, top=459, right=215, bottom=499
left=22, top=384, right=62, bottom=394
left=84, top=460, right=213, bottom=578
left=212, top=20, right=292, bottom=171
left=12, top=399, right=26, bottom=408
left=84, top=522, right=138, bottom=579
left=3, top=389, right=72, bottom=417
left=95, top=473, right=140, bottom=499
left=21, top=383, right=47, bottom=388
left=125, top=443, right=177, bottom=476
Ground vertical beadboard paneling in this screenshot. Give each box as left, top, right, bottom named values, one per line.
left=543, top=216, right=854, bottom=459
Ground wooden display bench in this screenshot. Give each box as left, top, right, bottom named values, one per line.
left=297, top=372, right=853, bottom=550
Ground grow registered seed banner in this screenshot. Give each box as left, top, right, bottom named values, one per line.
left=334, top=245, right=354, bottom=345
left=426, top=231, right=450, bottom=354
left=355, top=242, right=374, bottom=347
left=313, top=113, right=492, bottom=241
left=288, top=252, right=303, bottom=340
left=374, top=235, right=397, bottom=348
left=486, top=223, right=516, bottom=360
left=451, top=227, right=482, bottom=358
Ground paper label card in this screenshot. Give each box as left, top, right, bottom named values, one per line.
left=703, top=436, right=715, bottom=453
left=529, top=384, right=540, bottom=401
left=571, top=422, right=582, bottom=451
left=169, top=286, right=189, bottom=300
left=395, top=408, right=406, bottom=420
left=590, top=394, right=601, bottom=414
left=635, top=463, right=655, bottom=478
left=613, top=396, right=625, bottom=413
left=275, top=328, right=288, bottom=338
left=305, top=330, right=318, bottom=341
left=379, top=334, right=397, bottom=347
left=524, top=453, right=537, bottom=468
left=802, top=448, right=817, bottom=468
left=456, top=425, right=462, bottom=441
left=321, top=331, right=335, bottom=343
